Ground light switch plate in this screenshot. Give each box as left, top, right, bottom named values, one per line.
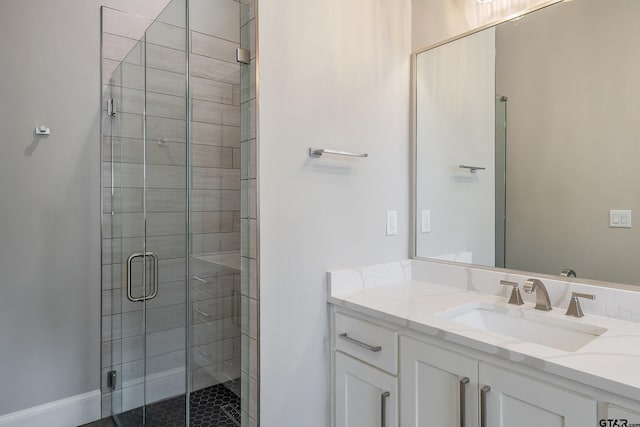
left=610, top=210, right=632, bottom=228
left=421, top=210, right=431, bottom=233
left=386, top=210, right=398, bottom=236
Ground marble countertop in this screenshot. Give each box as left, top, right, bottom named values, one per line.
left=328, top=269, right=640, bottom=402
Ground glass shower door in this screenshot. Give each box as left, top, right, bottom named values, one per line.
left=102, top=3, right=188, bottom=425
left=102, top=0, right=248, bottom=424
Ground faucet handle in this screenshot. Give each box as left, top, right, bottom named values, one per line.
left=522, top=278, right=538, bottom=294
left=565, top=292, right=596, bottom=318
left=500, top=280, right=524, bottom=305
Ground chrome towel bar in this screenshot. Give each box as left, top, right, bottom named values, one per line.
left=459, top=164, right=486, bottom=173
left=309, top=148, right=368, bottom=158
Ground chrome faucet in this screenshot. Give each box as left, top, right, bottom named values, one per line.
left=523, top=278, right=552, bottom=311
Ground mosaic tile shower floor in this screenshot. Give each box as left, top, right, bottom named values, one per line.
left=113, top=381, right=240, bottom=427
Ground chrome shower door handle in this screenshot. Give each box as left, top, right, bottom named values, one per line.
left=126, top=251, right=159, bottom=302
left=145, top=251, right=159, bottom=300
left=126, top=252, right=145, bottom=302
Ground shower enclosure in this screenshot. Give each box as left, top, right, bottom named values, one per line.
left=101, top=0, right=257, bottom=425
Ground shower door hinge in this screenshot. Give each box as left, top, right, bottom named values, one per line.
left=107, top=98, right=116, bottom=116
left=236, top=48, right=250, bottom=65
left=107, top=370, right=117, bottom=389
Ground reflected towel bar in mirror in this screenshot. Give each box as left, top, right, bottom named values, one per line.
left=309, top=148, right=368, bottom=158
left=459, top=164, right=486, bottom=173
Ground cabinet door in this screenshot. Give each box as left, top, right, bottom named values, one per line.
left=335, top=352, right=398, bottom=427
left=479, top=362, right=597, bottom=427
left=400, top=336, right=479, bottom=427
left=605, top=403, right=640, bottom=425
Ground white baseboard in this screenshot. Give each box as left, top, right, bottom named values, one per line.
left=0, top=390, right=101, bottom=427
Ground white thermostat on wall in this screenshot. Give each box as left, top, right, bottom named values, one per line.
left=35, top=126, right=50, bottom=135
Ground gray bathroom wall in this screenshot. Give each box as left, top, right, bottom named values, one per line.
left=258, top=0, right=411, bottom=425
left=0, top=0, right=170, bottom=416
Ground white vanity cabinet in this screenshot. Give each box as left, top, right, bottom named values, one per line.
left=605, top=404, right=640, bottom=422
left=479, top=362, right=596, bottom=427
left=400, top=337, right=479, bottom=427
left=333, top=313, right=399, bottom=427
left=335, top=352, right=398, bottom=427
left=330, top=308, right=640, bottom=427
left=400, top=336, right=597, bottom=426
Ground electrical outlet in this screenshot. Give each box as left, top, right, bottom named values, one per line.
left=421, top=210, right=431, bottom=233
left=386, top=210, right=398, bottom=236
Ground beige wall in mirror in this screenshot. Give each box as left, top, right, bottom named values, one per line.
left=414, top=0, right=640, bottom=287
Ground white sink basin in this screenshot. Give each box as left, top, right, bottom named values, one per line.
left=437, top=302, right=607, bottom=352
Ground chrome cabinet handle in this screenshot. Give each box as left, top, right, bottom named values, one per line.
left=126, top=251, right=159, bottom=302
left=459, top=377, right=469, bottom=427
left=480, top=385, right=491, bottom=427
left=380, top=391, right=390, bottom=427
left=338, top=333, right=382, bottom=352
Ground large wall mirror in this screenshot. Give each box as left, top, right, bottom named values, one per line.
left=414, top=0, right=640, bottom=286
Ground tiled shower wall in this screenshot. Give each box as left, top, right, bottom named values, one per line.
left=239, top=0, right=259, bottom=425
left=188, top=0, right=243, bottom=393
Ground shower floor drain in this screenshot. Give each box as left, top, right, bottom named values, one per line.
left=220, top=403, right=241, bottom=426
